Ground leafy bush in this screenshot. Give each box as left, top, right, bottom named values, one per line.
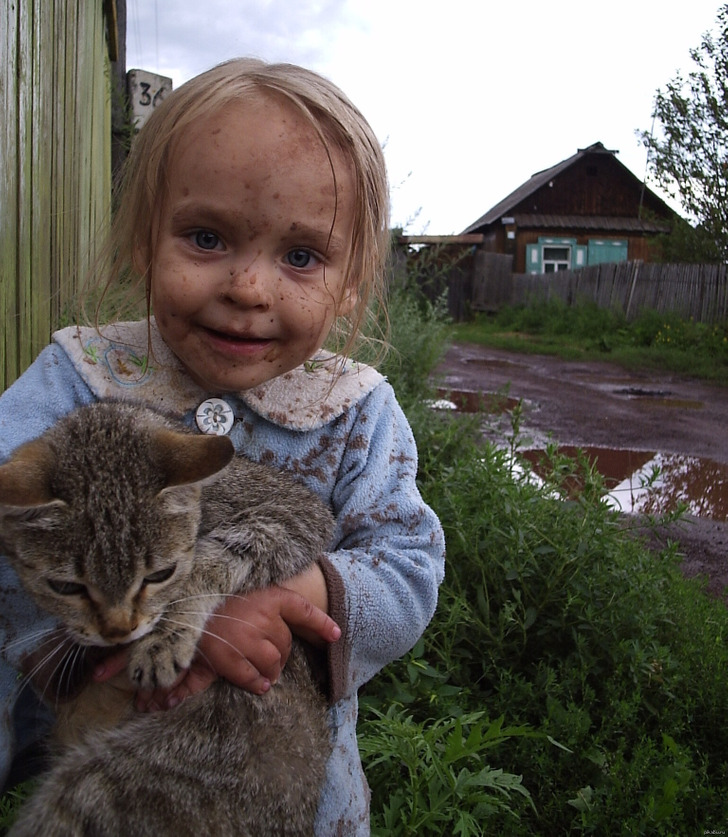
left=359, top=289, right=728, bottom=834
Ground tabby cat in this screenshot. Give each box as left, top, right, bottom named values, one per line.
left=0, top=400, right=334, bottom=836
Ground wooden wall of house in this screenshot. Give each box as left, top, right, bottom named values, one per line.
left=511, top=230, right=659, bottom=273
left=1, top=1, right=114, bottom=391
left=514, top=155, right=661, bottom=218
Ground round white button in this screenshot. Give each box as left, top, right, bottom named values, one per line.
left=195, top=398, right=234, bottom=436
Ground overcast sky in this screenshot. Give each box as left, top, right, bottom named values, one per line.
left=125, top=0, right=722, bottom=234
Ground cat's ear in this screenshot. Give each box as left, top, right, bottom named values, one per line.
left=0, top=437, right=59, bottom=507
left=152, top=430, right=235, bottom=488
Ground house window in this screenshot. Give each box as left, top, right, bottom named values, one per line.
left=526, top=236, right=626, bottom=274
left=526, top=237, right=582, bottom=274
left=542, top=246, right=571, bottom=272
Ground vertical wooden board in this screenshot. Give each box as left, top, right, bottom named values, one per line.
left=50, top=0, right=65, bottom=327
left=19, top=0, right=39, bottom=373
left=76, top=1, right=94, bottom=297
left=63, top=0, right=82, bottom=315
left=28, top=0, right=55, bottom=364
left=86, top=3, right=111, bottom=298
left=702, top=266, right=715, bottom=323
left=60, top=0, right=77, bottom=319
left=718, top=266, right=728, bottom=323
left=0, top=1, right=20, bottom=390
left=617, top=261, right=632, bottom=313
left=14, top=0, right=35, bottom=387
left=631, top=264, right=648, bottom=316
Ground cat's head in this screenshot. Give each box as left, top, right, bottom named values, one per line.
left=0, top=402, right=234, bottom=647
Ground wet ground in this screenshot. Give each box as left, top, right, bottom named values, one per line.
left=435, top=343, right=728, bottom=601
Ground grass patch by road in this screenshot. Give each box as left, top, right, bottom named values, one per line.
left=450, top=301, right=728, bottom=384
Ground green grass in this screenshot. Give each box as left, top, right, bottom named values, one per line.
left=451, top=301, right=728, bottom=383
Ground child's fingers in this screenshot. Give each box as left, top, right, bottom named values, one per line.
left=278, top=591, right=341, bottom=646
left=92, top=647, right=130, bottom=682
left=202, top=610, right=285, bottom=688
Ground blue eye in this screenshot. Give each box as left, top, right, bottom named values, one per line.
left=286, top=249, right=315, bottom=269
left=194, top=230, right=220, bottom=250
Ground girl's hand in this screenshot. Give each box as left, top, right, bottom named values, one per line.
left=93, top=569, right=339, bottom=711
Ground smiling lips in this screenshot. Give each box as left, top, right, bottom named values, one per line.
left=203, top=326, right=273, bottom=353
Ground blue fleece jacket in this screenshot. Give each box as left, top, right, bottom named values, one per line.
left=0, top=320, right=445, bottom=835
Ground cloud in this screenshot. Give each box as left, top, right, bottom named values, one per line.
left=126, top=0, right=357, bottom=84
left=126, top=0, right=722, bottom=233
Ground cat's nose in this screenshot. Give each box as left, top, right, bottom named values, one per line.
left=100, top=609, right=139, bottom=641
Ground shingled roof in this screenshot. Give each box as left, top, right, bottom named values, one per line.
left=462, top=142, right=672, bottom=234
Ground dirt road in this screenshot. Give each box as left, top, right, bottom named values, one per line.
left=435, top=342, right=728, bottom=601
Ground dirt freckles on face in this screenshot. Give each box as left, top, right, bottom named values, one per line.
left=436, top=343, right=728, bottom=603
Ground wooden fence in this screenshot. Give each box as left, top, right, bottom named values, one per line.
left=470, top=256, right=728, bottom=325
left=0, top=1, right=116, bottom=391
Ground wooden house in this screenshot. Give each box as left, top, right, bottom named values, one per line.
left=462, top=142, right=676, bottom=275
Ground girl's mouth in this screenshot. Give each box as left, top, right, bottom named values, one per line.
left=203, top=327, right=273, bottom=353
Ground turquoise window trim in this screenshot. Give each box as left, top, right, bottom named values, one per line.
left=525, top=236, right=628, bottom=273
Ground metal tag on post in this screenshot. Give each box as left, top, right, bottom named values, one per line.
left=127, top=69, right=173, bottom=132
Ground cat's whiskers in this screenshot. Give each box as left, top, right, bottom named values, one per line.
left=161, top=591, right=246, bottom=609
left=1, top=624, right=67, bottom=656
left=52, top=644, right=87, bottom=709
left=16, top=633, right=80, bottom=708
left=158, top=617, right=256, bottom=662
left=160, top=612, right=287, bottom=655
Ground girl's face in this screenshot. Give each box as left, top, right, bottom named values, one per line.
left=148, top=96, right=357, bottom=393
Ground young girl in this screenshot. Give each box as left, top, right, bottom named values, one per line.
left=0, top=58, right=445, bottom=833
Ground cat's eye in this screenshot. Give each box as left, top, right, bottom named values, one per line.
left=143, top=565, right=176, bottom=586
left=48, top=579, right=87, bottom=596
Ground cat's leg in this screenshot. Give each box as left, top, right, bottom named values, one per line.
left=126, top=542, right=251, bottom=690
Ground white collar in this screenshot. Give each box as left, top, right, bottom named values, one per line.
left=53, top=320, right=384, bottom=431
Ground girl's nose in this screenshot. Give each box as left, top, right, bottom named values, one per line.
left=224, top=261, right=274, bottom=310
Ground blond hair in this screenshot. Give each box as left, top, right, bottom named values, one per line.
left=95, top=58, right=390, bottom=363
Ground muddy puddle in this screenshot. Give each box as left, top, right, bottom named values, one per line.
left=433, top=388, right=728, bottom=522
left=521, top=446, right=728, bottom=521
left=435, top=388, right=520, bottom=413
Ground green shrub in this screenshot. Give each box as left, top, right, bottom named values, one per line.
left=359, top=291, right=728, bottom=834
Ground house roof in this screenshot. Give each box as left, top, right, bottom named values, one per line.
left=462, top=142, right=672, bottom=234
left=512, top=214, right=670, bottom=234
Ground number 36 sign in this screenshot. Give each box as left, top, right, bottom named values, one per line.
left=127, top=69, right=173, bottom=131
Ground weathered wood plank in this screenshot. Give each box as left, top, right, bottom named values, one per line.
left=2, top=0, right=113, bottom=390
left=0, top=2, right=20, bottom=384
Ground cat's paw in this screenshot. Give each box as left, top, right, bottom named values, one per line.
left=128, top=632, right=196, bottom=691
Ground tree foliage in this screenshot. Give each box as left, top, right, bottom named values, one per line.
left=639, top=4, right=728, bottom=262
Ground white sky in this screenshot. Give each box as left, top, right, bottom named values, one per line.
left=125, top=0, right=722, bottom=234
